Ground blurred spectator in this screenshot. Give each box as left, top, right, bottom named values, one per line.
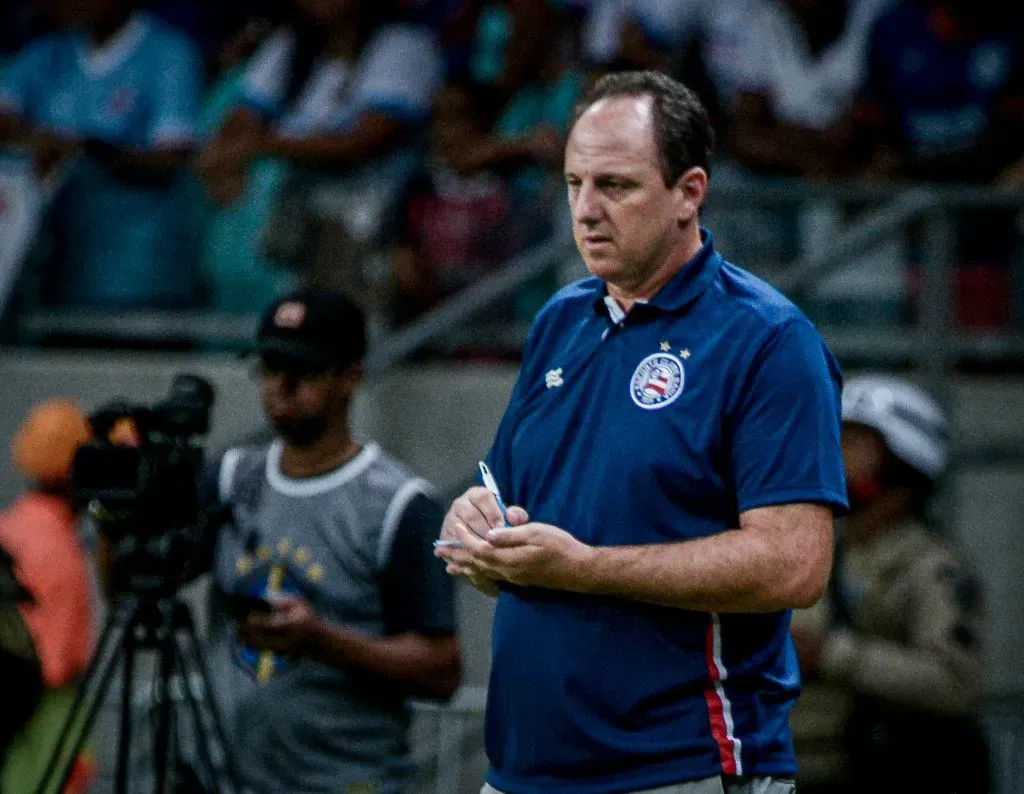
left=397, top=0, right=485, bottom=76
left=199, top=0, right=443, bottom=309
left=729, top=0, right=891, bottom=178
left=148, top=1, right=280, bottom=72
left=790, top=376, right=989, bottom=794
left=481, top=9, right=582, bottom=192
left=457, top=6, right=582, bottom=211
left=856, top=0, right=1024, bottom=182
left=0, top=398, right=96, bottom=793
left=718, top=0, right=903, bottom=329
left=391, top=81, right=514, bottom=323
left=467, top=0, right=556, bottom=114
left=855, top=0, right=1024, bottom=329
left=604, top=0, right=814, bottom=268
left=608, top=0, right=768, bottom=129
left=395, top=4, right=583, bottom=333
left=559, top=0, right=631, bottom=71
left=0, top=0, right=204, bottom=311
left=466, top=5, right=587, bottom=320
left=192, top=13, right=296, bottom=315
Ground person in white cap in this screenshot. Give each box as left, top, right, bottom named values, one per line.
left=790, top=375, right=990, bottom=794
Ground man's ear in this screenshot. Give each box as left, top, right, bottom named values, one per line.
left=674, top=166, right=708, bottom=226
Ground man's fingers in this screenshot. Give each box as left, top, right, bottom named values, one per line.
left=450, top=518, right=491, bottom=553
left=506, top=506, right=530, bottom=526
left=451, top=506, right=491, bottom=539
left=487, top=526, right=536, bottom=547
left=440, top=487, right=509, bottom=549
left=463, top=486, right=507, bottom=529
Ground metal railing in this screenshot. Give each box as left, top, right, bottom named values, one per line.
left=10, top=173, right=1024, bottom=378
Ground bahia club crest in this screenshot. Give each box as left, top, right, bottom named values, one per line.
left=630, top=352, right=685, bottom=410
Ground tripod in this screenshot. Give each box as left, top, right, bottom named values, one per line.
left=35, top=591, right=240, bottom=794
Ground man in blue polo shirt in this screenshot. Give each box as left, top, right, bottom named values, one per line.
left=436, top=70, right=846, bottom=794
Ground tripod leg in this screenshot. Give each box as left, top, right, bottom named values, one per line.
left=34, top=603, right=121, bottom=791
left=171, top=639, right=224, bottom=794
left=153, top=619, right=176, bottom=794
left=35, top=603, right=133, bottom=794
left=174, top=607, right=241, bottom=792
left=115, top=624, right=137, bottom=794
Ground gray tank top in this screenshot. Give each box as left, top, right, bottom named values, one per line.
left=206, top=441, right=434, bottom=793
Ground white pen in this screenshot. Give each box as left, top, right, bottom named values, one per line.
left=478, top=461, right=510, bottom=527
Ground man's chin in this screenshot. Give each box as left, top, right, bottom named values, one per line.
left=581, top=255, right=623, bottom=280
left=271, top=419, right=325, bottom=448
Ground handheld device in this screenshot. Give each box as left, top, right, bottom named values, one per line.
left=220, top=592, right=274, bottom=620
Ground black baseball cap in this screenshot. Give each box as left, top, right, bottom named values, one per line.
left=256, top=289, right=367, bottom=371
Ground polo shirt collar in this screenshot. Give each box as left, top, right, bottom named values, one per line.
left=593, top=228, right=721, bottom=319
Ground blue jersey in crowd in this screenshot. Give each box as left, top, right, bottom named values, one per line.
left=860, top=3, right=1024, bottom=180
left=0, top=12, right=202, bottom=308
left=484, top=231, right=847, bottom=794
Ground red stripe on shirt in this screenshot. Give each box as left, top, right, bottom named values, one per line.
left=704, top=618, right=738, bottom=775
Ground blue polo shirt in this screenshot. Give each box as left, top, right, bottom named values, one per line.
left=484, top=231, right=846, bottom=794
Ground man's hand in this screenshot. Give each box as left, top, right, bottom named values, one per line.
left=439, top=486, right=506, bottom=544
left=436, top=487, right=593, bottom=594
left=198, top=129, right=268, bottom=205
left=475, top=523, right=593, bottom=591
left=436, top=486, right=528, bottom=597
left=200, top=129, right=266, bottom=173
left=237, top=597, right=318, bottom=659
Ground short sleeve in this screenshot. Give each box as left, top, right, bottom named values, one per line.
left=149, top=34, right=202, bottom=147
left=380, top=491, right=456, bottom=636
left=729, top=319, right=847, bottom=514
left=348, top=25, right=442, bottom=124
left=240, top=29, right=295, bottom=118
left=0, top=39, right=54, bottom=118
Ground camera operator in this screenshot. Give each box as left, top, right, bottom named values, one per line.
left=0, top=399, right=97, bottom=792
left=196, top=289, right=461, bottom=794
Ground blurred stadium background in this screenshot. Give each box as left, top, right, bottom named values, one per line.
left=1, top=0, right=1023, bottom=791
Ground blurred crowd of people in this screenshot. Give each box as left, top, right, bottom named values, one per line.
left=1, top=0, right=1023, bottom=339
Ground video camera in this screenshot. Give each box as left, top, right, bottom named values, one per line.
left=70, top=374, right=218, bottom=596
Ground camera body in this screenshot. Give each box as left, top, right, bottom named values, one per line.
left=70, top=374, right=216, bottom=596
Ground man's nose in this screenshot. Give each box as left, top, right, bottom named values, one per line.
left=572, top=183, right=603, bottom=226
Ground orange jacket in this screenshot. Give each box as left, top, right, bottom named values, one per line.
left=0, top=493, right=94, bottom=688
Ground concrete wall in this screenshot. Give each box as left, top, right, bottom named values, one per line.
left=0, top=350, right=1021, bottom=698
